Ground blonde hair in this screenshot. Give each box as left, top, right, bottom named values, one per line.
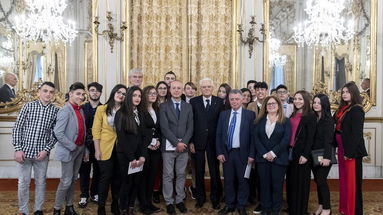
left=256, top=95, right=285, bottom=123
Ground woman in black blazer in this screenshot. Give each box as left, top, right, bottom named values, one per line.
left=115, top=86, right=147, bottom=215
left=334, top=82, right=367, bottom=215
left=312, top=94, right=334, bottom=215
left=137, top=86, right=162, bottom=214
left=253, top=96, right=291, bottom=215
left=286, top=90, right=316, bottom=215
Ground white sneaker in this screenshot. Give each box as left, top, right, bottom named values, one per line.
left=90, top=194, right=99, bottom=202
left=78, top=197, right=88, bottom=208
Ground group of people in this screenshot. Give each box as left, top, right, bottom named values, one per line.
left=11, top=69, right=367, bottom=215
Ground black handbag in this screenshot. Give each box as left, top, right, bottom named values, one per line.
left=311, top=147, right=337, bottom=167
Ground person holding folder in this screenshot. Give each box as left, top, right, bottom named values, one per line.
left=159, top=80, right=193, bottom=215
left=115, top=86, right=147, bottom=215
left=216, top=89, right=255, bottom=215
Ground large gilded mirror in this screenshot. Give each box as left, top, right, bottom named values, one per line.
left=263, top=0, right=376, bottom=111
left=0, top=0, right=84, bottom=114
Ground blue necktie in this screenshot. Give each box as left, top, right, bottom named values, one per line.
left=283, top=103, right=287, bottom=112
left=175, top=103, right=181, bottom=119
left=227, top=111, right=237, bottom=151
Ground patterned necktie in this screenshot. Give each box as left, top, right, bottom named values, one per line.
left=175, top=103, right=181, bottom=119
left=227, top=111, right=237, bottom=151
left=205, top=99, right=210, bottom=111
left=134, top=109, right=140, bottom=125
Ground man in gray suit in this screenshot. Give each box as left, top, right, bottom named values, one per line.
left=53, top=82, right=87, bottom=215
left=160, top=80, right=193, bottom=215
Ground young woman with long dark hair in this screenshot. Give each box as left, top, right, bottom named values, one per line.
left=93, top=84, right=127, bottom=215
left=312, top=94, right=335, bottom=215
left=334, top=82, right=367, bottom=215
left=137, top=86, right=162, bottom=214
left=115, top=86, right=146, bottom=215
left=286, top=90, right=316, bottom=215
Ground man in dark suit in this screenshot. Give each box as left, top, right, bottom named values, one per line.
left=190, top=78, right=224, bottom=209
left=0, top=72, right=18, bottom=103
left=160, top=80, right=193, bottom=215
left=216, top=89, right=255, bottom=215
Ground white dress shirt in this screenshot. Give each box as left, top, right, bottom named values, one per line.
left=229, top=107, right=242, bottom=148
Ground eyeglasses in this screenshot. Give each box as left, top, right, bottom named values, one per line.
left=277, top=90, right=287, bottom=95
left=157, top=87, right=167, bottom=90
left=116, top=91, right=126, bottom=97
left=266, top=102, right=277, bottom=106
left=148, top=92, right=158, bottom=96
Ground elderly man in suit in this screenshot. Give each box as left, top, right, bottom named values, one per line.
left=216, top=89, right=255, bottom=215
left=0, top=72, right=18, bottom=103
left=160, top=80, right=193, bottom=215
left=53, top=82, right=88, bottom=215
left=189, top=78, right=224, bottom=209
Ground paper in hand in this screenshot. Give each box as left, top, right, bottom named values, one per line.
left=128, top=162, right=144, bottom=175
left=244, top=164, right=252, bottom=179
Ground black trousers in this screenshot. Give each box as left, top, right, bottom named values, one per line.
left=79, top=151, right=100, bottom=198
left=223, top=149, right=248, bottom=210
left=117, top=153, right=142, bottom=210
left=312, top=164, right=332, bottom=209
left=257, top=162, right=286, bottom=213
left=137, top=149, right=161, bottom=207
left=286, top=160, right=311, bottom=215
left=249, top=163, right=261, bottom=203
left=98, top=149, right=121, bottom=207
left=194, top=145, right=223, bottom=204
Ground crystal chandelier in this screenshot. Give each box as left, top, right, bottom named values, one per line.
left=13, top=0, right=77, bottom=44
left=293, top=0, right=354, bottom=47
left=269, top=37, right=287, bottom=67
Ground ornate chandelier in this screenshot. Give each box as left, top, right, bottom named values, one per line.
left=269, top=37, right=287, bottom=67
left=13, top=0, right=77, bottom=44
left=293, top=0, right=354, bottom=47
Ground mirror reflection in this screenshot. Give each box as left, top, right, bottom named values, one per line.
left=267, top=0, right=375, bottom=105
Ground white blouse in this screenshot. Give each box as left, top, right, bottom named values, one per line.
left=265, top=115, right=276, bottom=139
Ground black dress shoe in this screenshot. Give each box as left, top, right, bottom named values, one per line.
left=176, top=202, right=188, bottom=213
left=148, top=204, right=161, bottom=213
left=239, top=208, right=248, bottom=215
left=97, top=206, right=106, bottom=215
left=153, top=191, right=161, bottom=204
left=64, top=206, right=78, bottom=215
left=218, top=206, right=235, bottom=215
left=53, top=209, right=60, bottom=215
left=166, top=204, right=176, bottom=215
left=34, top=210, right=44, bottom=215
left=111, top=201, right=120, bottom=215
left=212, top=202, right=221, bottom=210
left=140, top=206, right=153, bottom=215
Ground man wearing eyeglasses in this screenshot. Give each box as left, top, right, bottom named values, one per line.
left=276, top=84, right=294, bottom=118
left=78, top=82, right=103, bottom=208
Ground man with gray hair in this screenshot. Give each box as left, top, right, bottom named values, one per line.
left=189, top=78, right=224, bottom=209
left=0, top=72, right=18, bottom=103
left=128, top=68, right=143, bottom=87
left=216, top=89, right=255, bottom=215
